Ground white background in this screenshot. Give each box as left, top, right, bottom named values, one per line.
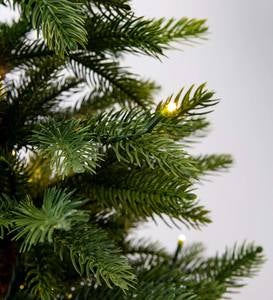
left=1, top=1, right=273, bottom=299
left=127, top=1, right=273, bottom=299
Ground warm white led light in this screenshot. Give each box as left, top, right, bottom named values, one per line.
left=178, top=234, right=187, bottom=243
left=166, top=102, right=177, bottom=113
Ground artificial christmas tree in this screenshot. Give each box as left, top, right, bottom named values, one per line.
left=0, top=0, right=264, bottom=299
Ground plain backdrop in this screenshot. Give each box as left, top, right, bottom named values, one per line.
left=126, top=1, right=273, bottom=300
left=1, top=1, right=273, bottom=299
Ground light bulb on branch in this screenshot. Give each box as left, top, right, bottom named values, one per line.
left=166, top=102, right=177, bottom=113
left=178, top=234, right=186, bottom=246
left=172, top=233, right=187, bottom=266
left=161, top=101, right=178, bottom=117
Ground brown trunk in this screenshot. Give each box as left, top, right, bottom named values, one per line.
left=0, top=60, right=15, bottom=300
left=0, top=60, right=9, bottom=80
left=0, top=240, right=16, bottom=299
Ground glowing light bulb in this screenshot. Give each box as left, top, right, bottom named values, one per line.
left=19, top=284, right=25, bottom=290
left=166, top=102, right=177, bottom=113
left=178, top=234, right=186, bottom=245
left=12, top=149, right=16, bottom=156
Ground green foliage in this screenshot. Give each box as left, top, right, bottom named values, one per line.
left=124, top=242, right=264, bottom=300
left=175, top=242, right=206, bottom=271
left=18, top=0, right=87, bottom=56
left=54, top=223, right=135, bottom=291
left=24, top=247, right=63, bottom=300
left=82, top=241, right=264, bottom=300
left=70, top=53, right=157, bottom=107
left=85, top=14, right=207, bottom=57
left=0, top=19, right=29, bottom=66
left=0, top=58, right=64, bottom=148
left=183, top=243, right=265, bottom=299
left=74, top=165, right=210, bottom=227
left=31, top=119, right=103, bottom=176
left=0, top=153, right=28, bottom=198
left=111, top=255, right=197, bottom=300
left=13, top=188, right=89, bottom=251
left=90, top=0, right=131, bottom=12
left=0, top=195, right=14, bottom=238
left=74, top=87, right=128, bottom=114
left=193, top=154, right=233, bottom=175
left=123, top=239, right=170, bottom=262
left=108, top=133, right=195, bottom=177
left=127, top=281, right=197, bottom=300
left=89, top=108, right=157, bottom=143
left=88, top=108, right=197, bottom=177
left=152, top=84, right=216, bottom=142
left=156, top=117, right=210, bottom=141
left=157, top=83, right=217, bottom=117
left=0, top=2, right=264, bottom=299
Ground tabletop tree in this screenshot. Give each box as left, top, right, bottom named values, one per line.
left=0, top=0, right=264, bottom=299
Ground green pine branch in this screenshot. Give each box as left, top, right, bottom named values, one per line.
left=1, top=57, right=63, bottom=148
left=17, top=0, right=87, bottom=56
left=13, top=38, right=53, bottom=65
left=53, top=223, right=136, bottom=291
left=124, top=239, right=170, bottom=260
left=75, top=165, right=211, bottom=227
left=109, top=134, right=196, bottom=177
left=0, top=18, right=29, bottom=75
left=156, top=117, right=210, bottom=141
left=0, top=2, right=265, bottom=298
left=204, top=243, right=264, bottom=294
left=73, top=87, right=130, bottom=115
left=85, top=14, right=207, bottom=57
left=123, top=239, right=170, bottom=269
left=23, top=247, right=64, bottom=300
left=129, top=262, right=197, bottom=300
left=193, top=154, right=233, bottom=175
left=0, top=152, right=29, bottom=198
left=186, top=243, right=265, bottom=299
left=13, top=188, right=89, bottom=251
left=28, top=86, right=217, bottom=180
left=157, top=83, right=218, bottom=117
left=88, top=108, right=197, bottom=178
left=0, top=194, right=14, bottom=238
left=90, top=0, right=131, bottom=12
left=7, top=13, right=207, bottom=64
left=70, top=53, right=157, bottom=108
left=128, top=282, right=197, bottom=300
left=31, top=119, right=103, bottom=177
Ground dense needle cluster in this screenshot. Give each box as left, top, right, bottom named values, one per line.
left=0, top=0, right=264, bottom=299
